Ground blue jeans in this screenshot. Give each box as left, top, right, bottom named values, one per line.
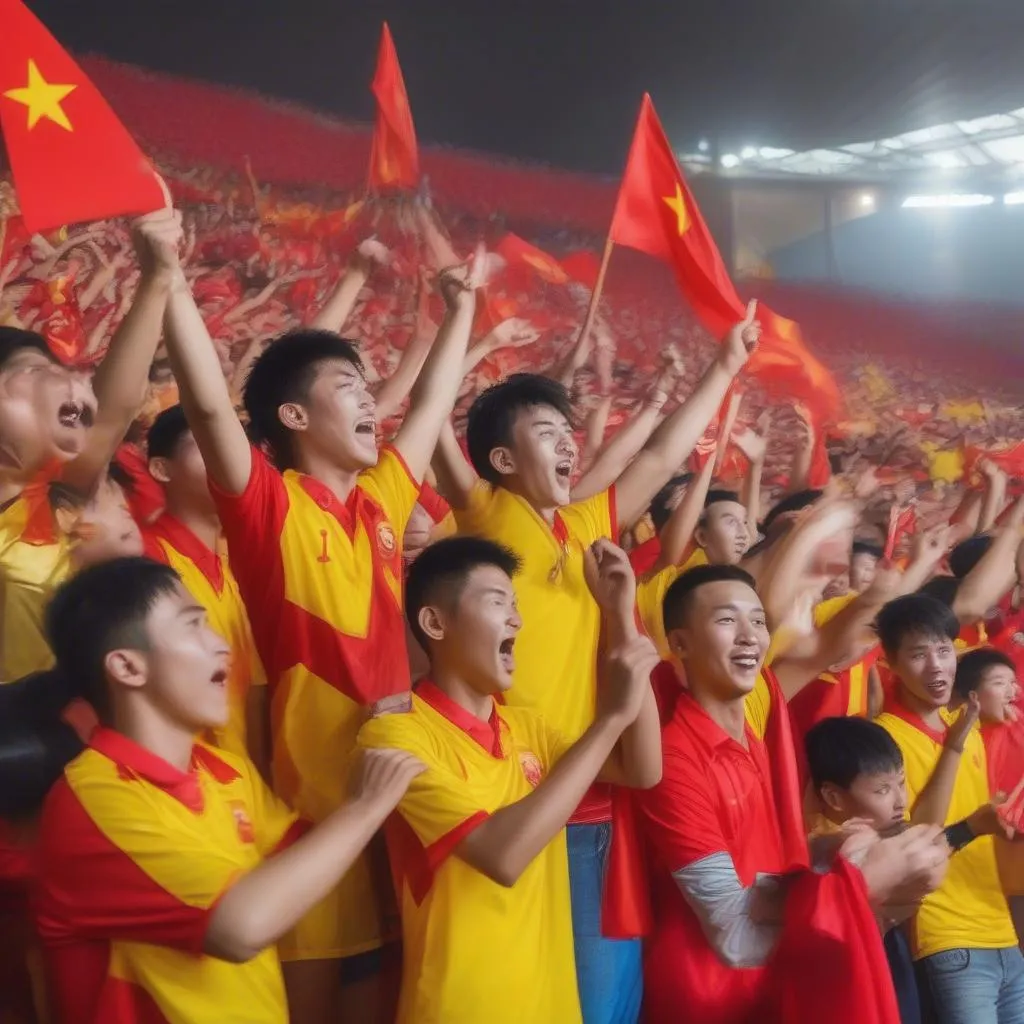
left=919, top=947, right=1024, bottom=1024
left=566, top=823, right=642, bottom=1024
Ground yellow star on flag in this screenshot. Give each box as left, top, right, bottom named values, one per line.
left=3, top=59, right=77, bottom=132
left=661, top=182, right=690, bottom=236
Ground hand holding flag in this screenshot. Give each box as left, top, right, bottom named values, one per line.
left=718, top=299, right=761, bottom=376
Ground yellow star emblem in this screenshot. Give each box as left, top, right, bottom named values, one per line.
left=661, top=182, right=690, bottom=236
left=4, top=59, right=77, bottom=132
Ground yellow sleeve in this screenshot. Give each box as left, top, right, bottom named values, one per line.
left=636, top=564, right=682, bottom=659
left=359, top=445, right=420, bottom=536
left=814, top=593, right=858, bottom=628
left=743, top=672, right=772, bottom=741
left=561, top=487, right=616, bottom=546
left=358, top=714, right=487, bottom=848
left=452, top=479, right=499, bottom=538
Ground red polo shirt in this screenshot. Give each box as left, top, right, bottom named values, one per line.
left=636, top=690, right=787, bottom=1024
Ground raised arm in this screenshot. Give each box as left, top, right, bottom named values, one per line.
left=432, top=419, right=478, bottom=511
left=62, top=212, right=182, bottom=495
left=453, top=556, right=658, bottom=887
left=977, top=460, right=1008, bottom=535
left=389, top=252, right=482, bottom=482
left=734, top=420, right=769, bottom=537
left=573, top=372, right=671, bottom=506
left=372, top=271, right=435, bottom=422
left=163, top=266, right=252, bottom=496
left=206, top=748, right=423, bottom=962
left=308, top=239, right=388, bottom=333
left=613, top=304, right=760, bottom=531
left=953, top=498, right=1024, bottom=624
left=655, top=451, right=715, bottom=572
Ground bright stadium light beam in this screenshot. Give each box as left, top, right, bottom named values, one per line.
left=698, top=138, right=709, bottom=152
left=740, top=146, right=757, bottom=160
left=901, top=193, right=995, bottom=208
left=1004, top=191, right=1024, bottom=205
left=859, top=192, right=875, bottom=208
left=721, top=153, right=740, bottom=169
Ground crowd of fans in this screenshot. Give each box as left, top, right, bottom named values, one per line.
left=1, top=60, right=1024, bottom=1024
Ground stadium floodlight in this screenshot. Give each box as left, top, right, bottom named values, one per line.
left=698, top=139, right=709, bottom=152
left=1004, top=192, right=1024, bottom=205
left=859, top=192, right=875, bottom=208
left=740, top=146, right=757, bottom=160
left=901, top=194, right=995, bottom=208
left=721, top=153, right=740, bottom=168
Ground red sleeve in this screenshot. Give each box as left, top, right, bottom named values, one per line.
left=417, top=481, right=451, bottom=525
left=35, top=779, right=213, bottom=954
left=207, top=446, right=289, bottom=616
left=636, top=731, right=726, bottom=871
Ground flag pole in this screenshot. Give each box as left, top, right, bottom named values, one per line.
left=576, top=234, right=615, bottom=351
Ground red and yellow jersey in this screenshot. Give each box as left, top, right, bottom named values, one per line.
left=634, top=548, right=708, bottom=659
left=143, top=515, right=265, bottom=759
left=0, top=481, right=71, bottom=681
left=357, top=683, right=580, bottom=1024
left=210, top=445, right=418, bottom=959
left=454, top=482, right=616, bottom=742
left=35, top=728, right=302, bottom=1024
left=877, top=702, right=1015, bottom=959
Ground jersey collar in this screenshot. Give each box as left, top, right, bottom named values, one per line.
left=674, top=688, right=754, bottom=753
left=148, top=513, right=224, bottom=592
left=89, top=727, right=240, bottom=813
left=884, top=693, right=948, bottom=745
left=416, top=679, right=504, bottom=757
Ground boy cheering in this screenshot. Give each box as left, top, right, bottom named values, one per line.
left=359, top=536, right=661, bottom=1023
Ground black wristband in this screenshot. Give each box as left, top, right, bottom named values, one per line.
left=944, top=819, right=976, bottom=853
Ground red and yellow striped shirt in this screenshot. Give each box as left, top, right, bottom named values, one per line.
left=210, top=445, right=418, bottom=959
left=35, top=728, right=301, bottom=1024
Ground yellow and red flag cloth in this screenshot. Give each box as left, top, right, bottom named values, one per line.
left=495, top=233, right=570, bottom=285
left=0, top=0, right=164, bottom=232
left=368, top=23, right=419, bottom=191
left=609, top=94, right=841, bottom=423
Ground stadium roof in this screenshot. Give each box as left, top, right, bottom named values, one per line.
left=680, top=108, right=1024, bottom=184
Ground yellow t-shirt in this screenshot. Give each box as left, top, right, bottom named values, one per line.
left=454, top=482, right=615, bottom=742
left=144, top=517, right=265, bottom=759
left=634, top=548, right=708, bottom=659
left=358, top=691, right=580, bottom=1024
left=877, top=707, right=1016, bottom=959
left=0, top=489, right=71, bottom=681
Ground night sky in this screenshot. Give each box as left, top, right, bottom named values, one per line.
left=27, top=0, right=1024, bottom=174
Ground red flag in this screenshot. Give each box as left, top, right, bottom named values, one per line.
left=884, top=504, right=917, bottom=561
left=495, top=233, right=569, bottom=285
left=965, top=442, right=1024, bottom=480
left=368, top=23, right=419, bottom=191
left=0, top=0, right=163, bottom=232
left=609, top=94, right=840, bottom=421
left=560, top=250, right=601, bottom=290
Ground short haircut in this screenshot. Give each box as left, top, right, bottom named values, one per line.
left=875, top=593, right=960, bottom=659
left=0, top=670, right=84, bottom=820
left=804, top=716, right=904, bottom=793
left=662, top=563, right=758, bottom=636
left=918, top=575, right=960, bottom=609
left=949, top=536, right=992, bottom=580
left=954, top=647, right=1016, bottom=701
left=760, top=489, right=823, bottom=535
left=649, top=474, right=692, bottom=533
left=0, top=326, right=54, bottom=370
left=465, top=374, right=575, bottom=484
left=700, top=489, right=741, bottom=523
left=404, top=536, right=521, bottom=650
left=45, top=557, right=182, bottom=719
left=852, top=540, right=883, bottom=561
left=146, top=404, right=191, bottom=461
left=243, top=329, right=364, bottom=470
